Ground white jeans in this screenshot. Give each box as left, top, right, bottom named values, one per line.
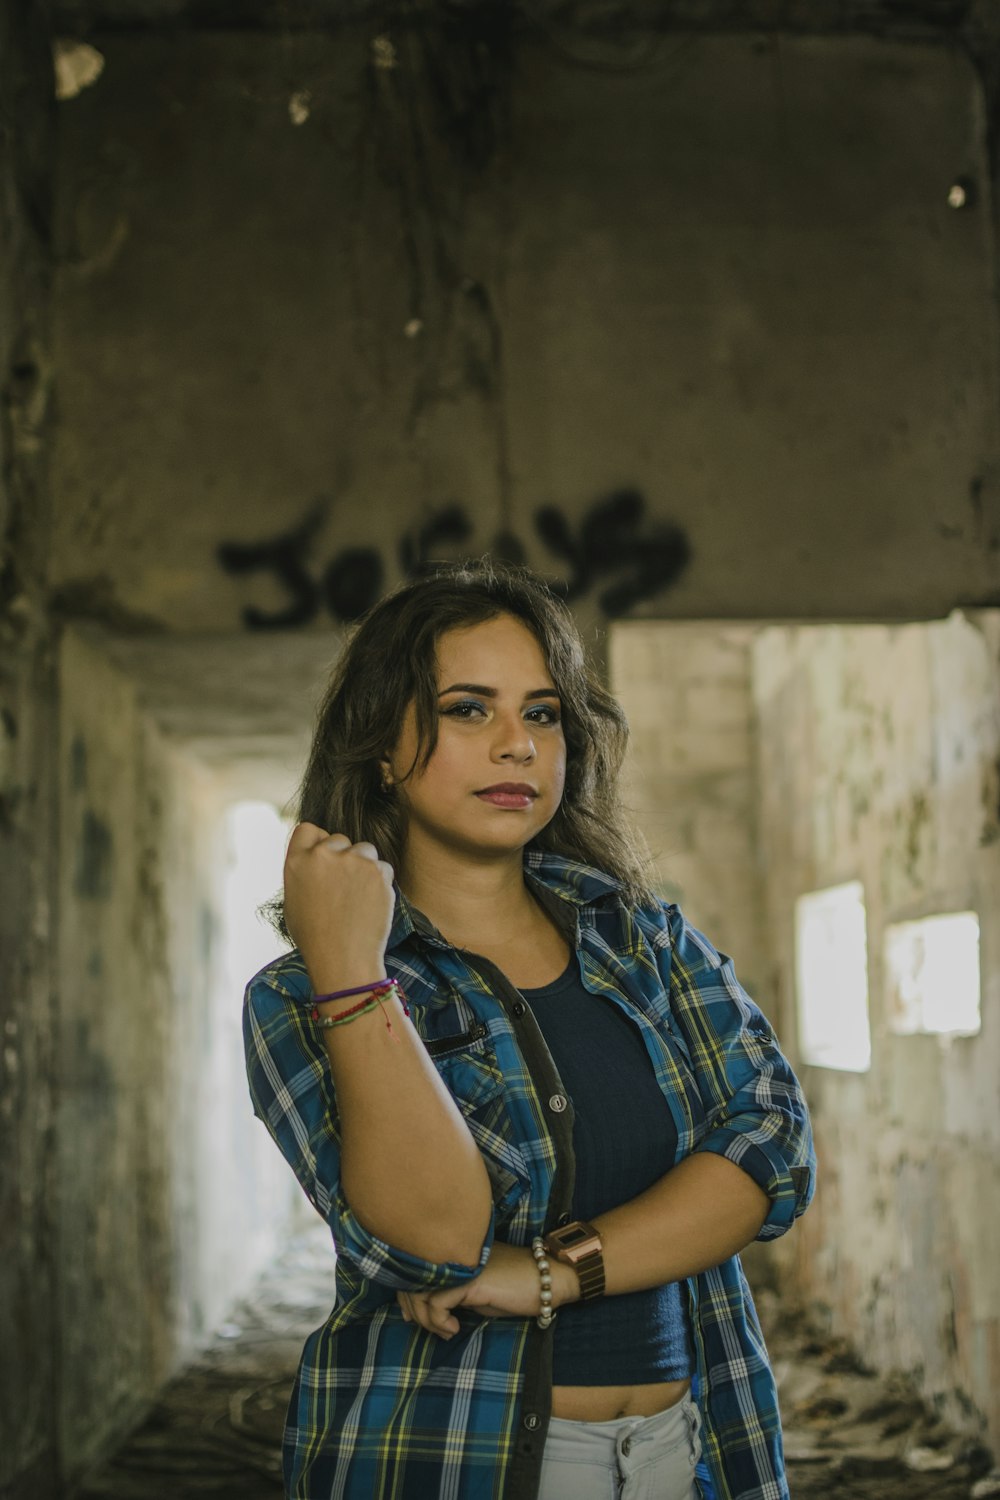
left=537, top=1393, right=703, bottom=1500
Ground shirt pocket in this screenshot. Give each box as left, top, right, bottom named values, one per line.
left=426, top=1026, right=529, bottom=1221
left=615, top=997, right=710, bottom=1147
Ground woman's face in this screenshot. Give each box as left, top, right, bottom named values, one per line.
left=385, top=613, right=567, bottom=869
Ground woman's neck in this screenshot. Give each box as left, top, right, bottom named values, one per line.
left=399, top=841, right=572, bottom=987
left=398, top=845, right=538, bottom=949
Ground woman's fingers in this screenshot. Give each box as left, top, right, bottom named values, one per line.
left=283, top=824, right=395, bottom=978
left=424, top=1294, right=461, bottom=1336
left=347, top=844, right=396, bottom=891
left=409, top=1297, right=437, bottom=1334
left=286, top=821, right=333, bottom=851
left=286, top=824, right=373, bottom=858
left=398, top=1290, right=460, bottom=1338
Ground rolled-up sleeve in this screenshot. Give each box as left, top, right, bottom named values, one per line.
left=243, top=970, right=494, bottom=1290
left=661, top=907, right=816, bottom=1239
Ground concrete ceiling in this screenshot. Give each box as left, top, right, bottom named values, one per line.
left=48, top=0, right=976, bottom=35
left=44, top=0, right=999, bottom=773
left=89, top=628, right=344, bottom=789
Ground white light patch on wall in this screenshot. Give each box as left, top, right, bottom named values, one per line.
left=221, top=801, right=292, bottom=990
left=795, top=881, right=872, bottom=1072
left=884, top=912, right=981, bottom=1037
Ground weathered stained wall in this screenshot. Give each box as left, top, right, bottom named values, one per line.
left=614, top=613, right=1000, bottom=1441
left=3, top=11, right=997, bottom=1491
left=50, top=30, right=1000, bottom=646
left=0, top=7, right=57, bottom=1497
left=55, top=628, right=300, bottom=1473
left=609, top=620, right=784, bottom=1300
left=609, top=621, right=766, bottom=994
left=753, top=610, right=1000, bottom=1449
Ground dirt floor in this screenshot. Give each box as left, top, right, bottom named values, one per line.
left=759, top=1287, right=997, bottom=1500
left=74, top=1226, right=998, bottom=1499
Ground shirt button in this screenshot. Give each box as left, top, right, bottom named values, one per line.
left=512, top=1001, right=526, bottom=1017
left=548, top=1093, right=568, bottom=1113
left=523, top=1413, right=540, bottom=1430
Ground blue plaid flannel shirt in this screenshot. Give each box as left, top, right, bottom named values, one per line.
left=243, top=852, right=816, bottom=1500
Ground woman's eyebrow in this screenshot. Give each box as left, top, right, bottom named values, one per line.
left=438, top=682, right=561, bottom=699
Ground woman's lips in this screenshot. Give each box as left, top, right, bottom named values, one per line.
left=475, top=786, right=537, bottom=810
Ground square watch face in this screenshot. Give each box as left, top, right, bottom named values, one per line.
left=558, top=1224, right=593, bottom=1249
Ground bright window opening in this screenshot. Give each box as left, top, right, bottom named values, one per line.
left=795, top=881, right=872, bottom=1072
left=221, top=800, right=293, bottom=993
left=884, top=911, right=981, bottom=1037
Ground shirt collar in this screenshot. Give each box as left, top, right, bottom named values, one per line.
left=386, top=851, right=623, bottom=954
left=522, top=849, right=624, bottom=907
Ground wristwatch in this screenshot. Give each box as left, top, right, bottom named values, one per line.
left=543, top=1220, right=605, bottom=1301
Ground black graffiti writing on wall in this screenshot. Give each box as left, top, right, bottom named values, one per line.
left=216, top=504, right=329, bottom=630
left=216, top=490, right=691, bottom=630
left=397, top=503, right=475, bottom=578
left=533, top=488, right=690, bottom=616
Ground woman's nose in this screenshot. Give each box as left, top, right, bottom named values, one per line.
left=492, top=715, right=536, bottom=761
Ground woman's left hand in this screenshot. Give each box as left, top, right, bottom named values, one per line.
left=397, top=1242, right=566, bottom=1339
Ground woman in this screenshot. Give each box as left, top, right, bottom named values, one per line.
left=243, top=558, right=815, bottom=1500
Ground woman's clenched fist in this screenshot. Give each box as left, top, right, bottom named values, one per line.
left=283, top=823, right=395, bottom=993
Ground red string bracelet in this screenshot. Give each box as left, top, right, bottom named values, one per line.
left=311, top=978, right=410, bottom=1039
left=311, top=992, right=380, bottom=1025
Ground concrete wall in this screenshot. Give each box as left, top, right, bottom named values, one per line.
left=0, top=7, right=58, bottom=1496
left=753, top=610, right=1000, bottom=1450
left=609, top=621, right=767, bottom=996
left=614, top=612, right=1000, bottom=1443
left=50, top=30, right=1000, bottom=648
left=55, top=628, right=299, bottom=1473
left=609, top=620, right=784, bottom=1300
left=3, top=12, right=998, bottom=1492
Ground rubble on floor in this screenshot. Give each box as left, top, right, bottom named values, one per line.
left=74, top=1230, right=334, bottom=1500
left=757, top=1287, right=997, bottom=1500
left=74, top=1229, right=997, bottom=1499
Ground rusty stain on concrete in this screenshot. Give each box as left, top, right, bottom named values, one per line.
left=74, top=809, right=113, bottom=899
left=905, top=790, right=930, bottom=882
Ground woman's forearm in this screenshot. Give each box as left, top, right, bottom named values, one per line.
left=318, top=978, right=493, bottom=1267
left=283, top=827, right=493, bottom=1268
left=406, top=1153, right=772, bottom=1335
left=555, top=1153, right=771, bottom=1307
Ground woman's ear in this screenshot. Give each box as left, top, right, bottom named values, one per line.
left=379, top=754, right=394, bottom=792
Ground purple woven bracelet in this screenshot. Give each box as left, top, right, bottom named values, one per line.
left=310, top=978, right=395, bottom=1005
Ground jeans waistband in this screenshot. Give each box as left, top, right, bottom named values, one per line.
left=546, top=1392, right=699, bottom=1455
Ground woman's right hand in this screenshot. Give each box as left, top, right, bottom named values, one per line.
left=283, top=822, right=395, bottom=992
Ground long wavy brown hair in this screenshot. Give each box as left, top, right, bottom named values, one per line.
left=271, top=558, right=654, bottom=932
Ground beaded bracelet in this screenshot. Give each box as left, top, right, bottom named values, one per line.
left=310, top=978, right=411, bottom=1040
left=531, top=1237, right=555, bottom=1330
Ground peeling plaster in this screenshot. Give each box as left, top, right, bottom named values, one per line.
left=53, top=38, right=105, bottom=101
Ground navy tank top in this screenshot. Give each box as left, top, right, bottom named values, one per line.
left=519, top=959, right=694, bottom=1385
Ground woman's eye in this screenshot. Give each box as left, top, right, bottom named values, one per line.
left=443, top=700, right=486, bottom=719
left=442, top=700, right=561, bottom=724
